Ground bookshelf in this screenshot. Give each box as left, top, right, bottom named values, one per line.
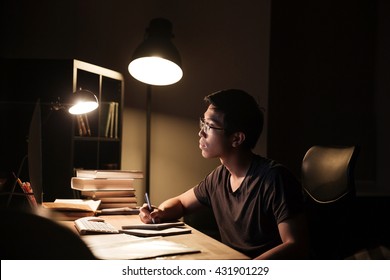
left=72, top=60, right=124, bottom=172
left=0, top=59, right=124, bottom=202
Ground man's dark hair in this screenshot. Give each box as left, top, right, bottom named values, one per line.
left=204, top=89, right=264, bottom=149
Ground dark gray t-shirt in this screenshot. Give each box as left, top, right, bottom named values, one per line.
left=194, top=155, right=304, bottom=258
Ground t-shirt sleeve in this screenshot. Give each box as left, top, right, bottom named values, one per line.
left=264, top=165, right=304, bottom=224
left=194, top=176, right=211, bottom=206
left=193, top=166, right=224, bottom=207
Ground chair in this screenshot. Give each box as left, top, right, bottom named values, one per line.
left=301, top=145, right=359, bottom=259
left=0, top=207, right=96, bottom=259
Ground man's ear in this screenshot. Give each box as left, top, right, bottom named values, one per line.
left=231, top=132, right=246, bottom=147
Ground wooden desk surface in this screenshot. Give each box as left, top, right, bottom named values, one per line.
left=61, top=215, right=249, bottom=260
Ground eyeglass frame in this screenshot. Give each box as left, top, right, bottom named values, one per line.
left=199, top=117, right=224, bottom=133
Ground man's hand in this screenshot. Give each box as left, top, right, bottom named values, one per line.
left=139, top=203, right=161, bottom=224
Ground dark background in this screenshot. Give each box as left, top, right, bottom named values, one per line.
left=1, top=0, right=389, bottom=255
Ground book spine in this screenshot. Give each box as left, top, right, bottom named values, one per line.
left=110, top=102, right=114, bottom=138
left=114, top=102, right=118, bottom=139
left=99, top=197, right=137, bottom=203
left=71, top=178, right=135, bottom=191
left=75, top=170, right=144, bottom=179
left=105, top=102, right=112, bottom=137
left=100, top=202, right=138, bottom=209
left=78, top=115, right=87, bottom=136
left=81, top=192, right=136, bottom=199
left=76, top=115, right=83, bottom=136
left=84, top=114, right=91, bottom=136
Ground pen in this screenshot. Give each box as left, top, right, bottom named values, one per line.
left=12, top=172, right=24, bottom=189
left=144, top=192, right=155, bottom=224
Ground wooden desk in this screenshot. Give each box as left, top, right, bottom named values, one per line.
left=61, top=215, right=249, bottom=260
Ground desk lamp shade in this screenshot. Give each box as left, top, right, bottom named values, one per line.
left=128, top=18, right=183, bottom=86
left=68, top=88, right=99, bottom=115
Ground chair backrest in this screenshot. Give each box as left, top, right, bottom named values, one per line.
left=301, top=145, right=359, bottom=259
left=302, top=145, right=359, bottom=203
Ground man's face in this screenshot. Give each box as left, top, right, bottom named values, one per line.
left=198, top=105, right=231, bottom=159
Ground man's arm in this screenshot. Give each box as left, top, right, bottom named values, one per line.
left=254, top=213, right=310, bottom=260
left=139, top=188, right=204, bottom=223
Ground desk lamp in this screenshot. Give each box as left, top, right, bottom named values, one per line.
left=3, top=88, right=99, bottom=207
left=51, top=88, right=99, bottom=115
left=129, top=18, right=183, bottom=195
left=68, top=88, right=99, bottom=115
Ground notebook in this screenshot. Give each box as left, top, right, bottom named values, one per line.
left=119, top=227, right=192, bottom=237
left=81, top=234, right=200, bottom=259
left=121, top=221, right=185, bottom=230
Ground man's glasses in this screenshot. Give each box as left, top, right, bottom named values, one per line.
left=199, top=117, right=224, bottom=133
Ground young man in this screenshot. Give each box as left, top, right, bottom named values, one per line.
left=139, top=89, right=309, bottom=259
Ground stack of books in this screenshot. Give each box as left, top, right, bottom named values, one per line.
left=80, top=189, right=137, bottom=209
left=71, top=169, right=143, bottom=210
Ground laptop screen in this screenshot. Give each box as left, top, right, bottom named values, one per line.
left=27, top=100, right=43, bottom=204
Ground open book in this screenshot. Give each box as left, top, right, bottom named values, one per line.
left=42, top=199, right=101, bottom=219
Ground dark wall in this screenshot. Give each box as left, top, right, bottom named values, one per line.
left=268, top=0, right=377, bottom=185
left=0, top=59, right=75, bottom=201
left=267, top=1, right=390, bottom=253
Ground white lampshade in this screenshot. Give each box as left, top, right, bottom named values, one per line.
left=128, top=18, right=183, bottom=86
left=129, top=57, right=183, bottom=86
